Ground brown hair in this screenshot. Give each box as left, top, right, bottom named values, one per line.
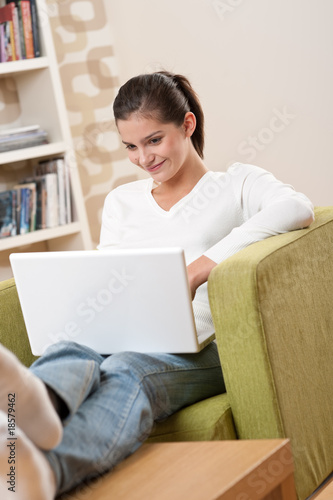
left=113, top=71, right=205, bottom=158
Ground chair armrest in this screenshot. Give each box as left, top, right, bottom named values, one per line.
left=208, top=207, right=333, bottom=500
left=0, top=278, right=37, bottom=367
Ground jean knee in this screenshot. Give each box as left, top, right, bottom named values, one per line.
left=101, top=351, right=150, bottom=379
left=101, top=352, right=172, bottom=422
left=42, top=341, right=104, bottom=363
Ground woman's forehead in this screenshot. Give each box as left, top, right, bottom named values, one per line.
left=117, top=115, right=177, bottom=142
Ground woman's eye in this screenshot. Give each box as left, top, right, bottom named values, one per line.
left=125, top=144, right=136, bottom=151
left=150, top=137, right=161, bottom=145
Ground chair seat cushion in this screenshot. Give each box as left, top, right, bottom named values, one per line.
left=0, top=278, right=38, bottom=367
left=147, top=393, right=236, bottom=442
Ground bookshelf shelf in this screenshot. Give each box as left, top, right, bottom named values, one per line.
left=0, top=141, right=67, bottom=165
left=0, top=222, right=81, bottom=252
left=0, top=57, right=49, bottom=76
left=0, top=0, right=93, bottom=279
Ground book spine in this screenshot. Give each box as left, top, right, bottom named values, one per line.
left=0, top=24, right=6, bottom=62
left=54, top=158, right=67, bottom=225
left=64, top=159, right=72, bottom=223
left=29, top=184, right=36, bottom=231
left=12, top=5, right=21, bottom=59
left=34, top=178, right=45, bottom=229
left=20, top=0, right=33, bottom=58
left=44, top=173, right=59, bottom=228
left=19, top=188, right=30, bottom=234
left=8, top=18, right=16, bottom=60
left=16, top=1, right=26, bottom=59
left=28, top=0, right=39, bottom=57
left=0, top=190, right=15, bottom=238
left=15, top=188, right=21, bottom=234
left=11, top=190, right=17, bottom=235
left=40, top=177, right=46, bottom=229
left=7, top=2, right=21, bottom=59
left=4, top=21, right=14, bottom=62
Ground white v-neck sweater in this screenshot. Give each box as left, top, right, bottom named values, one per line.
left=98, top=163, right=314, bottom=333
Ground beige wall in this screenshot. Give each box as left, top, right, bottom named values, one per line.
left=105, top=0, right=333, bottom=207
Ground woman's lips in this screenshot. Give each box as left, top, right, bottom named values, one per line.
left=147, top=160, right=165, bottom=172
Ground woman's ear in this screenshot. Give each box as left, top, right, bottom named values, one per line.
left=183, top=112, right=196, bottom=137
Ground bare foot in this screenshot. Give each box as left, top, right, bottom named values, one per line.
left=0, top=411, right=57, bottom=500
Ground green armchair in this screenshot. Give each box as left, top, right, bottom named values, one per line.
left=1, top=206, right=332, bottom=500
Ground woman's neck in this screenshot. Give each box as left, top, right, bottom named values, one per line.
left=151, top=153, right=209, bottom=211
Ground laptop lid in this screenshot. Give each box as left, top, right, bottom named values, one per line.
left=10, top=249, right=215, bottom=356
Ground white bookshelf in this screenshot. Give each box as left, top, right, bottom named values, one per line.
left=0, top=56, right=49, bottom=75
left=0, top=142, right=67, bottom=165
left=0, top=0, right=93, bottom=277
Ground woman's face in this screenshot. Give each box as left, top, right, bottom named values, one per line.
left=117, top=113, right=195, bottom=184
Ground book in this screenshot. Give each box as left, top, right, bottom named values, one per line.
left=0, top=128, right=47, bottom=142
left=0, top=4, right=16, bottom=61
left=23, top=175, right=47, bottom=229
left=6, top=0, right=26, bottom=59
left=35, top=157, right=73, bottom=226
left=1, top=0, right=41, bottom=61
left=12, top=186, right=30, bottom=234
left=0, top=156, right=72, bottom=241
left=0, top=124, right=40, bottom=136
left=21, top=187, right=30, bottom=233
left=6, top=2, right=21, bottom=60
left=64, top=160, right=72, bottom=224
left=14, top=182, right=36, bottom=231
left=53, top=157, right=67, bottom=225
left=3, top=22, right=14, bottom=61
left=14, top=186, right=20, bottom=233
left=0, top=189, right=17, bottom=238
left=27, top=0, right=39, bottom=57
left=0, top=24, right=6, bottom=62
left=19, top=0, right=33, bottom=58
left=34, top=176, right=46, bottom=229
left=44, top=172, right=58, bottom=228
left=0, top=127, right=48, bottom=152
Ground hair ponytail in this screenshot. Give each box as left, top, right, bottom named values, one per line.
left=113, top=71, right=205, bottom=158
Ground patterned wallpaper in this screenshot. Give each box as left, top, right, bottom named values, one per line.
left=47, top=0, right=143, bottom=245
left=0, top=0, right=142, bottom=247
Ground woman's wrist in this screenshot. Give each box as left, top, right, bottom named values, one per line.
left=187, top=255, right=217, bottom=299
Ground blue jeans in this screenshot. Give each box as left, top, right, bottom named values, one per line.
left=30, top=340, right=225, bottom=495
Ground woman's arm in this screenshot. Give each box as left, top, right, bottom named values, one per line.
left=203, top=164, right=314, bottom=265
left=188, top=165, right=314, bottom=299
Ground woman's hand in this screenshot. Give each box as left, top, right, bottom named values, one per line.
left=187, top=255, right=217, bottom=300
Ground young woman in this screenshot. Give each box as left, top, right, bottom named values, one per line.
left=0, top=71, right=314, bottom=499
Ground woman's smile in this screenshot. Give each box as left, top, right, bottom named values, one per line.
left=145, top=159, right=166, bottom=173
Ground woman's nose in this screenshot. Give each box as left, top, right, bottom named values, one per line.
left=138, top=149, right=153, bottom=167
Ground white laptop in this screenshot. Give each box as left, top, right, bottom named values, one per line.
left=9, top=248, right=215, bottom=356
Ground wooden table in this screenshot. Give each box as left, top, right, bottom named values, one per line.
left=63, top=439, right=297, bottom=500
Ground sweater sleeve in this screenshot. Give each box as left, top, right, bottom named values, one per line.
left=203, top=164, right=314, bottom=264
